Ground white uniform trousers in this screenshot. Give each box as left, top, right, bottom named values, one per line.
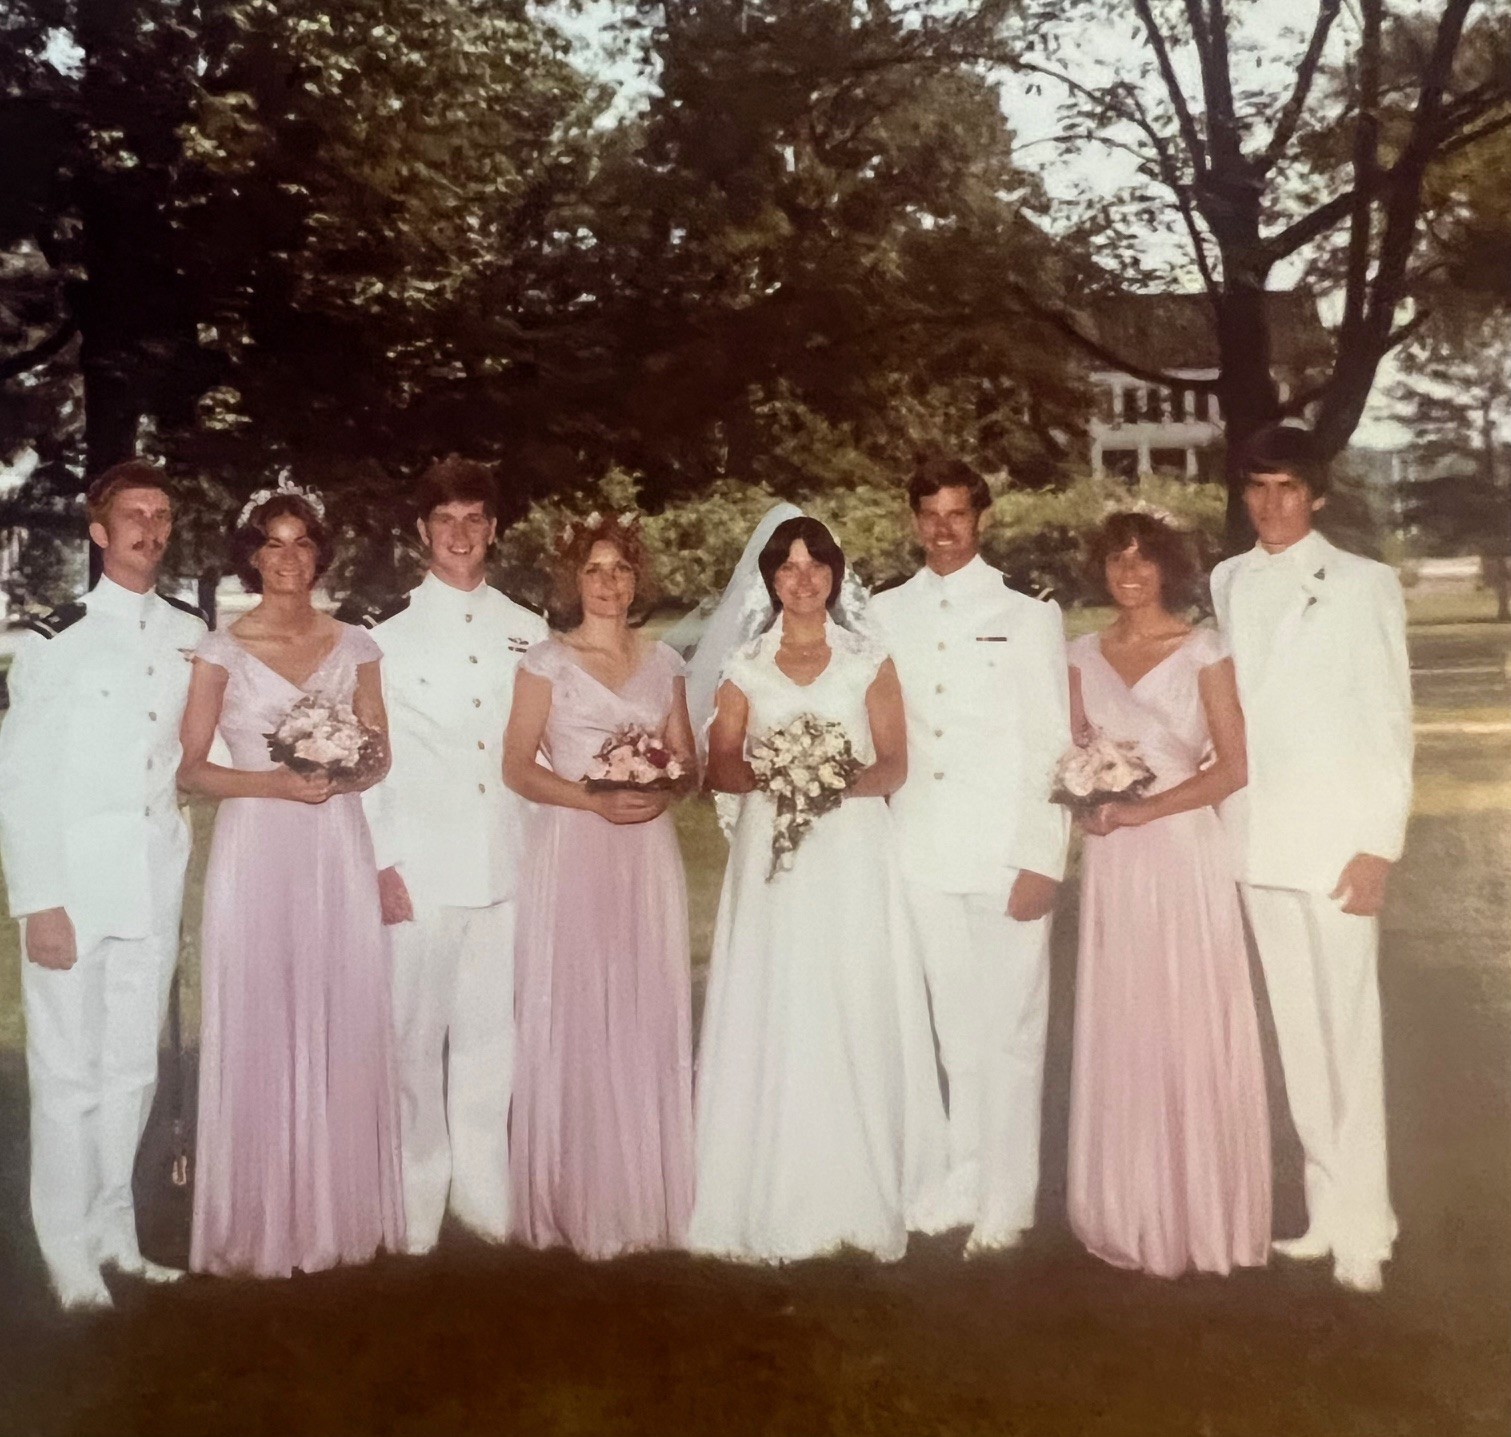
left=904, top=875, right=1052, bottom=1244
left=22, top=918, right=179, bottom=1291
left=1242, top=884, right=1396, bottom=1261
left=389, top=899, right=515, bottom=1252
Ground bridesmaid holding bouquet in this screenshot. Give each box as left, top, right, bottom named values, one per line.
left=1066, top=511, right=1270, bottom=1279
left=503, top=514, right=696, bottom=1259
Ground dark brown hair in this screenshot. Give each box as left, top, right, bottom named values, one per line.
left=85, top=460, right=171, bottom=526
left=1088, top=511, right=1199, bottom=611
left=906, top=454, right=991, bottom=514
left=550, top=514, right=657, bottom=617
left=231, top=494, right=335, bottom=594
left=758, top=516, right=846, bottom=613
left=1237, top=423, right=1330, bottom=496
left=414, top=455, right=498, bottom=521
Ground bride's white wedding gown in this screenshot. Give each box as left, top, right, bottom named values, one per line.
left=688, top=618, right=951, bottom=1262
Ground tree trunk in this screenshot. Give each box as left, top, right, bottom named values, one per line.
left=1213, top=283, right=1283, bottom=554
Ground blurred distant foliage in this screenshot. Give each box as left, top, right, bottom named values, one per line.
left=1391, top=299, right=1511, bottom=616
left=492, top=469, right=1227, bottom=617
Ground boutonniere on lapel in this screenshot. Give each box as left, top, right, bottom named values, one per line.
left=1300, top=566, right=1327, bottom=615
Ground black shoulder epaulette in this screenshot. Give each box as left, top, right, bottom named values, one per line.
left=336, top=593, right=411, bottom=630
left=512, top=594, right=548, bottom=620
left=870, top=573, right=909, bottom=596
left=20, top=601, right=87, bottom=639
left=159, top=593, right=209, bottom=625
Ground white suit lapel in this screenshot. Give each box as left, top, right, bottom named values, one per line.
left=1242, top=534, right=1334, bottom=697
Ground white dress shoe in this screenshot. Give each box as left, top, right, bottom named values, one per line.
left=55, top=1268, right=114, bottom=1312
left=1272, top=1230, right=1332, bottom=1262
left=964, top=1228, right=1026, bottom=1259
left=1334, top=1254, right=1385, bottom=1294
left=101, top=1250, right=186, bottom=1284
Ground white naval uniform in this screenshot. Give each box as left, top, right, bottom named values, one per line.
left=869, top=556, right=1071, bottom=1244
left=362, top=573, right=548, bottom=1251
left=0, top=577, right=204, bottom=1295
left=1212, top=529, right=1413, bottom=1264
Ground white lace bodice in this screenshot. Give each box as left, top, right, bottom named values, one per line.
left=723, top=617, right=888, bottom=762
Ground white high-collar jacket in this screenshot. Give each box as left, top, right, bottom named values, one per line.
left=1211, top=530, right=1414, bottom=893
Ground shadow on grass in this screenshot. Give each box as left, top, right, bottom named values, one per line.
left=1, top=871, right=1507, bottom=1437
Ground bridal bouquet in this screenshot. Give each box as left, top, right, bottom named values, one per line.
left=584, top=726, right=686, bottom=792
left=1051, top=730, right=1156, bottom=815
left=749, top=713, right=864, bottom=881
left=265, top=694, right=384, bottom=782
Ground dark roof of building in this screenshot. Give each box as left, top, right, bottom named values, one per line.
left=1083, top=290, right=1331, bottom=374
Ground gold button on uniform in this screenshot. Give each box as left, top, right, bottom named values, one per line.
left=933, top=771, right=944, bottom=780
left=477, top=782, right=486, bottom=794
left=146, top=665, right=154, bottom=676
left=935, top=683, right=945, bottom=695
left=934, top=728, right=943, bottom=738
left=472, top=698, right=481, bottom=708
left=937, top=641, right=946, bottom=651
left=465, top=614, right=473, bottom=623
left=148, top=711, right=157, bottom=722
left=468, top=655, right=478, bottom=664
left=476, top=740, right=485, bottom=750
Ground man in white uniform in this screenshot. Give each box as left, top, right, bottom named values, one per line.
left=869, top=456, right=1070, bottom=1253
left=361, top=457, right=548, bottom=1253
left=0, top=461, right=206, bottom=1309
left=1212, top=424, right=1413, bottom=1294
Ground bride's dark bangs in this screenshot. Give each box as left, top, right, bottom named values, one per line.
left=757, top=517, right=846, bottom=611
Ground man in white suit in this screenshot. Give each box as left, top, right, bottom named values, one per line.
left=361, top=457, right=548, bottom=1253
left=869, top=456, right=1070, bottom=1253
left=1212, top=424, right=1413, bottom=1294
left=0, top=461, right=206, bottom=1309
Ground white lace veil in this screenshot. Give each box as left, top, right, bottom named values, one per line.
left=683, top=501, right=804, bottom=756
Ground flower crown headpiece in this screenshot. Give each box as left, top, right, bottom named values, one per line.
left=1101, top=496, right=1186, bottom=530
left=237, top=472, right=327, bottom=528
left=555, top=509, right=641, bottom=556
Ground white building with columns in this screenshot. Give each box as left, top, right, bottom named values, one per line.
left=1085, top=292, right=1330, bottom=482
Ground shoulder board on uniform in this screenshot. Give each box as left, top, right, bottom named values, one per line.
left=20, top=601, right=87, bottom=639
left=336, top=593, right=411, bottom=630
left=159, top=593, right=209, bottom=624
left=869, top=573, right=909, bottom=597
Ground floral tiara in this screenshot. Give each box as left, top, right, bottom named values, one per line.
left=555, top=509, right=641, bottom=555
left=1101, top=497, right=1185, bottom=530
left=237, top=472, right=327, bottom=528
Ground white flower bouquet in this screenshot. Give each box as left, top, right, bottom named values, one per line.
left=584, top=726, right=687, bottom=792
left=749, top=713, right=864, bottom=881
left=1051, top=729, right=1156, bottom=815
left=265, top=694, right=385, bottom=782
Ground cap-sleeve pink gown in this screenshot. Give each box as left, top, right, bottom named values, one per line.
left=190, top=624, right=404, bottom=1277
left=509, top=638, right=694, bottom=1258
left=1067, top=627, right=1270, bottom=1278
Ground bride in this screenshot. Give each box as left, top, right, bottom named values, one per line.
left=687, top=514, right=951, bottom=1262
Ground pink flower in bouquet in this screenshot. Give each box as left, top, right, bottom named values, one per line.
left=585, top=726, right=686, bottom=789
left=1051, top=729, right=1155, bottom=813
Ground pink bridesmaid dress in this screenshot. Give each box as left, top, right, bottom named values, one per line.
left=509, top=638, right=694, bottom=1259
left=1067, top=627, right=1270, bottom=1278
left=190, top=624, right=404, bottom=1277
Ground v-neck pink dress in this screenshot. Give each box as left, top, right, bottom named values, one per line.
left=1066, top=627, right=1270, bottom=1278
left=509, top=637, right=694, bottom=1258
left=190, top=623, right=404, bottom=1277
